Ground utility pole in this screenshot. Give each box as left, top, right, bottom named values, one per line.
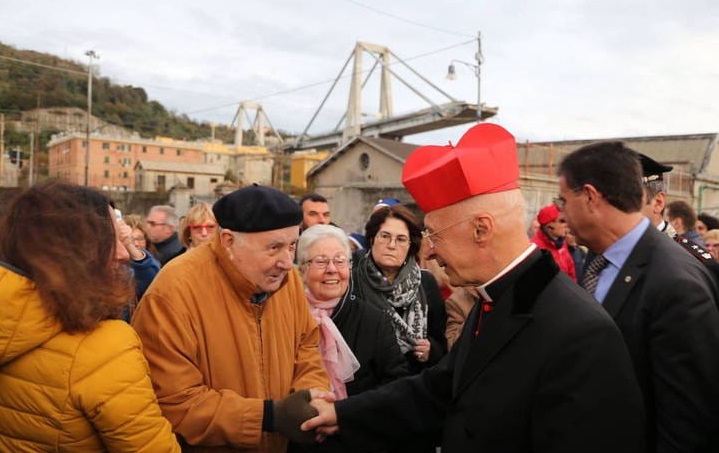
left=475, top=31, right=483, bottom=121
left=446, top=30, right=484, bottom=121
left=0, top=113, right=4, bottom=186
left=28, top=131, right=34, bottom=187
left=84, top=50, right=99, bottom=186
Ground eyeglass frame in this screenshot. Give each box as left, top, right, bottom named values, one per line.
left=374, top=230, right=411, bottom=247
left=189, top=223, right=218, bottom=232
left=422, top=215, right=475, bottom=249
left=146, top=220, right=168, bottom=227
left=303, top=254, right=351, bottom=270
left=554, top=184, right=588, bottom=212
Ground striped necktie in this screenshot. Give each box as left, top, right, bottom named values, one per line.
left=581, top=254, right=608, bottom=296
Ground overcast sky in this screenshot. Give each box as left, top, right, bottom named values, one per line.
left=2, top=0, right=718, bottom=145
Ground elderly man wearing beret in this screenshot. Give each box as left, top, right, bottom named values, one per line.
left=301, top=124, right=645, bottom=453
left=132, top=184, right=330, bottom=453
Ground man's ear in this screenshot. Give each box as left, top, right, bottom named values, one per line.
left=471, top=214, right=494, bottom=243
left=219, top=229, right=235, bottom=250
left=653, top=192, right=666, bottom=215
left=583, top=184, right=602, bottom=211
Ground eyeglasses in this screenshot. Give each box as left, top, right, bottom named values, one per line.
left=375, top=231, right=410, bottom=247
left=552, top=196, right=567, bottom=212
left=146, top=220, right=167, bottom=227
left=554, top=186, right=585, bottom=212
left=304, top=255, right=350, bottom=270
left=189, top=223, right=217, bottom=232
left=422, top=215, right=473, bottom=249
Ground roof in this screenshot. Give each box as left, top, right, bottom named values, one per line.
left=308, top=136, right=419, bottom=178
left=533, top=132, right=719, bottom=173
left=134, top=160, right=225, bottom=175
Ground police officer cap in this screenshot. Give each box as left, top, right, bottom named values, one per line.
left=213, top=184, right=302, bottom=232
left=639, top=153, right=673, bottom=182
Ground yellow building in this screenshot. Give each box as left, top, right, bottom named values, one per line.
left=290, top=150, right=329, bottom=191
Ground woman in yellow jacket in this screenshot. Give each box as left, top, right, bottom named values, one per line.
left=0, top=181, right=179, bottom=453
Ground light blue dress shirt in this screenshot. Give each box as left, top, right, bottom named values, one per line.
left=593, top=217, right=650, bottom=303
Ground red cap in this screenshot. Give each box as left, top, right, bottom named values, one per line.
left=537, top=204, right=560, bottom=225
left=401, top=123, right=519, bottom=212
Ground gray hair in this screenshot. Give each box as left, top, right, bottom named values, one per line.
left=297, top=224, right=351, bottom=265
left=149, top=205, right=179, bottom=229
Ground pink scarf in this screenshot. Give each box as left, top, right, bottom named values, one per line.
left=305, top=290, right=360, bottom=399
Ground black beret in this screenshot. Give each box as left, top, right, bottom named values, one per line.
left=639, top=153, right=673, bottom=181
left=213, top=184, right=302, bottom=232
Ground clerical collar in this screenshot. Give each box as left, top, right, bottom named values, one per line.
left=476, top=244, right=537, bottom=302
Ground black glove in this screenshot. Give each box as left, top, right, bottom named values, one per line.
left=273, top=390, right=319, bottom=444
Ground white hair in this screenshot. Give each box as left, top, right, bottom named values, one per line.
left=297, top=224, right=351, bottom=264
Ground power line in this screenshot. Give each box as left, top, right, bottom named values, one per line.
left=0, top=54, right=86, bottom=76
left=2, top=38, right=476, bottom=124
left=0, top=53, right=235, bottom=103
left=185, top=38, right=475, bottom=116
left=341, top=0, right=474, bottom=38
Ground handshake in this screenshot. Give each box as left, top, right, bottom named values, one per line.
left=273, top=389, right=339, bottom=444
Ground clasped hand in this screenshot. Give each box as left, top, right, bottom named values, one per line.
left=275, top=389, right=339, bottom=444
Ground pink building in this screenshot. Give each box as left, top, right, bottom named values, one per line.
left=47, top=132, right=207, bottom=191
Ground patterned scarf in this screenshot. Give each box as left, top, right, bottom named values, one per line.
left=305, top=289, right=360, bottom=400
left=354, top=252, right=428, bottom=353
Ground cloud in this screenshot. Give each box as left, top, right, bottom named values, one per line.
left=1, top=0, right=718, bottom=143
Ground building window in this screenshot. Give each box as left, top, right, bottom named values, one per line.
left=102, top=143, right=110, bottom=150
left=142, top=146, right=147, bottom=153
left=176, top=149, right=182, bottom=156
left=82, top=140, right=88, bottom=148
left=187, top=177, right=195, bottom=189
left=359, top=153, right=370, bottom=170
left=210, top=178, right=218, bottom=183
left=157, top=175, right=166, bottom=192
left=103, top=170, right=109, bottom=178
left=104, top=156, right=110, bottom=164
left=122, top=172, right=128, bottom=178
left=159, top=147, right=164, bottom=155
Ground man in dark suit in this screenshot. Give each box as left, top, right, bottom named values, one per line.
left=557, top=141, right=719, bottom=453
left=301, top=123, right=645, bottom=453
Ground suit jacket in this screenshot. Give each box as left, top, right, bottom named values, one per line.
left=601, top=226, right=719, bottom=453
left=335, top=250, right=645, bottom=453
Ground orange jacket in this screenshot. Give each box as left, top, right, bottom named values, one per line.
left=132, top=238, right=329, bottom=453
left=0, top=263, right=180, bottom=453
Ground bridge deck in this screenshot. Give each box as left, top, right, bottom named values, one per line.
left=289, top=101, right=498, bottom=151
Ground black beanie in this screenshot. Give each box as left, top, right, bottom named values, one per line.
left=212, top=184, right=302, bottom=232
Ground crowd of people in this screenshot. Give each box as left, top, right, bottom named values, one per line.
left=1, top=122, right=718, bottom=453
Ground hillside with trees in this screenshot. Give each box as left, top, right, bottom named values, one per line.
left=0, top=41, right=238, bottom=143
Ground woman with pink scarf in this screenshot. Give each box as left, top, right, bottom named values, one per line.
left=290, top=224, right=408, bottom=452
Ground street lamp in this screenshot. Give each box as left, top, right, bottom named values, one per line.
left=84, top=50, right=99, bottom=186
left=446, top=31, right=483, bottom=121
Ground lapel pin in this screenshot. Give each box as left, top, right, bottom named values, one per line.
left=624, top=276, right=632, bottom=283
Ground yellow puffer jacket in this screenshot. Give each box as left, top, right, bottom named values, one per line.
left=0, top=262, right=180, bottom=453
